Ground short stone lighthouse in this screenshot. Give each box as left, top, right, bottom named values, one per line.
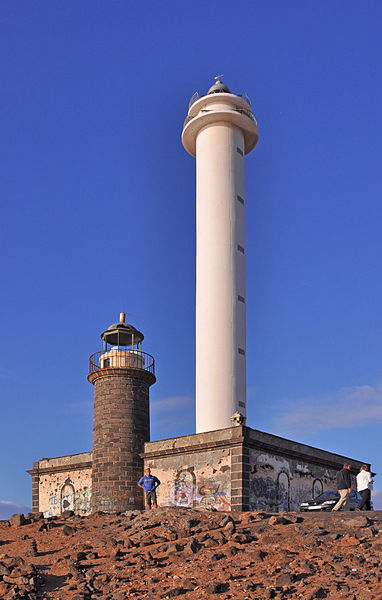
left=88, top=313, right=156, bottom=512
left=182, top=78, right=258, bottom=433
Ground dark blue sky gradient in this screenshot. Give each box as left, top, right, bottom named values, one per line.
left=1, top=1, right=382, bottom=513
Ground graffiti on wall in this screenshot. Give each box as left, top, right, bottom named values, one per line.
left=169, top=469, right=231, bottom=511
left=250, top=474, right=313, bottom=513
left=96, top=488, right=135, bottom=511
left=43, top=489, right=92, bottom=517
left=250, top=476, right=279, bottom=512
left=277, top=471, right=290, bottom=512
left=43, top=487, right=137, bottom=517
left=312, top=478, right=323, bottom=499
left=249, top=449, right=334, bottom=512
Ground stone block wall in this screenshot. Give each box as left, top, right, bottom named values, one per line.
left=89, top=368, right=154, bottom=512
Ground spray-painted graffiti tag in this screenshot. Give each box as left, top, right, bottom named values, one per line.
left=43, top=489, right=92, bottom=518
left=96, top=488, right=135, bottom=511
left=169, top=477, right=231, bottom=511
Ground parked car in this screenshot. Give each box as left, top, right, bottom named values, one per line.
left=299, top=490, right=373, bottom=512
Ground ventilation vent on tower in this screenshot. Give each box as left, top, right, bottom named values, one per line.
left=238, top=295, right=245, bottom=303
left=237, top=195, right=245, bottom=205
left=238, top=348, right=245, bottom=355
left=237, top=245, right=245, bottom=254
left=236, top=147, right=244, bottom=156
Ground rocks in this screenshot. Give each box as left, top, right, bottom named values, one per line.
left=62, top=524, right=76, bottom=536
left=8, top=514, right=26, bottom=528
left=0, top=562, right=11, bottom=576
left=227, top=545, right=239, bottom=556
left=1, top=507, right=382, bottom=598
left=166, top=542, right=184, bottom=555
left=230, top=532, right=256, bottom=544
left=210, top=530, right=227, bottom=545
left=203, top=536, right=219, bottom=548
left=210, top=552, right=226, bottom=561
left=248, top=548, right=266, bottom=561
left=26, top=539, right=38, bottom=556
left=0, top=558, right=41, bottom=599
left=161, top=586, right=187, bottom=597
left=205, top=581, right=230, bottom=593
left=269, top=515, right=293, bottom=526
left=343, top=516, right=372, bottom=528
left=219, top=514, right=235, bottom=528
left=274, top=572, right=294, bottom=586
left=308, top=586, right=329, bottom=599
left=223, top=519, right=236, bottom=535
left=185, top=537, right=201, bottom=554
left=327, top=532, right=342, bottom=541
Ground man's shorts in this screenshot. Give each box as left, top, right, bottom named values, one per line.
left=146, top=489, right=157, bottom=507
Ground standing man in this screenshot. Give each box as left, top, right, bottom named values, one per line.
left=356, top=465, right=373, bottom=510
left=332, top=463, right=352, bottom=511
left=138, top=467, right=161, bottom=510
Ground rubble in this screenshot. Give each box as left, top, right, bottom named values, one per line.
left=0, top=508, right=381, bottom=598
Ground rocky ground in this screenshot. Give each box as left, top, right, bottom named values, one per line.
left=0, top=508, right=381, bottom=600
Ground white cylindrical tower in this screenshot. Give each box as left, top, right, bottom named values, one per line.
left=182, top=78, right=258, bottom=433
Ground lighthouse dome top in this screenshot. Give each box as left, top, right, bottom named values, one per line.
left=207, top=78, right=231, bottom=95
left=100, top=312, right=144, bottom=346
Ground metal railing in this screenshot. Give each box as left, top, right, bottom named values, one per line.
left=189, top=91, right=200, bottom=109
left=89, top=349, right=155, bottom=377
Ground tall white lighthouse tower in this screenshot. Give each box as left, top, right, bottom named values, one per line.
left=182, top=78, right=258, bottom=433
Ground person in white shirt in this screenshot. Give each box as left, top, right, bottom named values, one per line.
left=356, top=464, right=373, bottom=510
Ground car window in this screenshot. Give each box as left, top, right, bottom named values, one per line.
left=314, top=492, right=338, bottom=501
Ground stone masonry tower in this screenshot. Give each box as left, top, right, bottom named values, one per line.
left=88, top=313, right=156, bottom=512
left=182, top=78, right=258, bottom=433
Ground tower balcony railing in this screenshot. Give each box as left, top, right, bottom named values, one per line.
left=183, top=105, right=257, bottom=129
left=188, top=91, right=252, bottom=110
left=89, top=349, right=155, bottom=377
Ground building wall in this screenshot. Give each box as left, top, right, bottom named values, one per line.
left=248, top=448, right=340, bottom=512
left=145, top=448, right=231, bottom=511
left=29, top=427, right=367, bottom=515
left=143, top=427, right=365, bottom=514
left=245, top=429, right=361, bottom=512
left=143, top=428, right=239, bottom=511
left=30, top=453, right=92, bottom=517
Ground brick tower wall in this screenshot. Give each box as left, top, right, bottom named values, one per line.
left=89, top=368, right=154, bottom=512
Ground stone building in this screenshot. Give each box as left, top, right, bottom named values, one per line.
left=28, top=80, right=370, bottom=515
left=29, top=417, right=367, bottom=517
left=28, top=313, right=367, bottom=518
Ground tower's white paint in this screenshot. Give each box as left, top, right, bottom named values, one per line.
left=182, top=80, right=258, bottom=433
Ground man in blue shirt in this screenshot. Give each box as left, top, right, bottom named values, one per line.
left=138, top=467, right=161, bottom=510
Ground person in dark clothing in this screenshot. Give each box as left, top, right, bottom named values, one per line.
left=138, top=467, right=161, bottom=510
left=332, top=463, right=352, bottom=511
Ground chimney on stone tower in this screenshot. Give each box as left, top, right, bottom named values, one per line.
left=88, top=314, right=156, bottom=512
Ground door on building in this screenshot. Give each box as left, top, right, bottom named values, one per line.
left=276, top=471, right=290, bottom=511
left=312, top=478, right=323, bottom=499
left=61, top=482, right=75, bottom=513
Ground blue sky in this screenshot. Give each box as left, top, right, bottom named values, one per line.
left=1, top=1, right=382, bottom=516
